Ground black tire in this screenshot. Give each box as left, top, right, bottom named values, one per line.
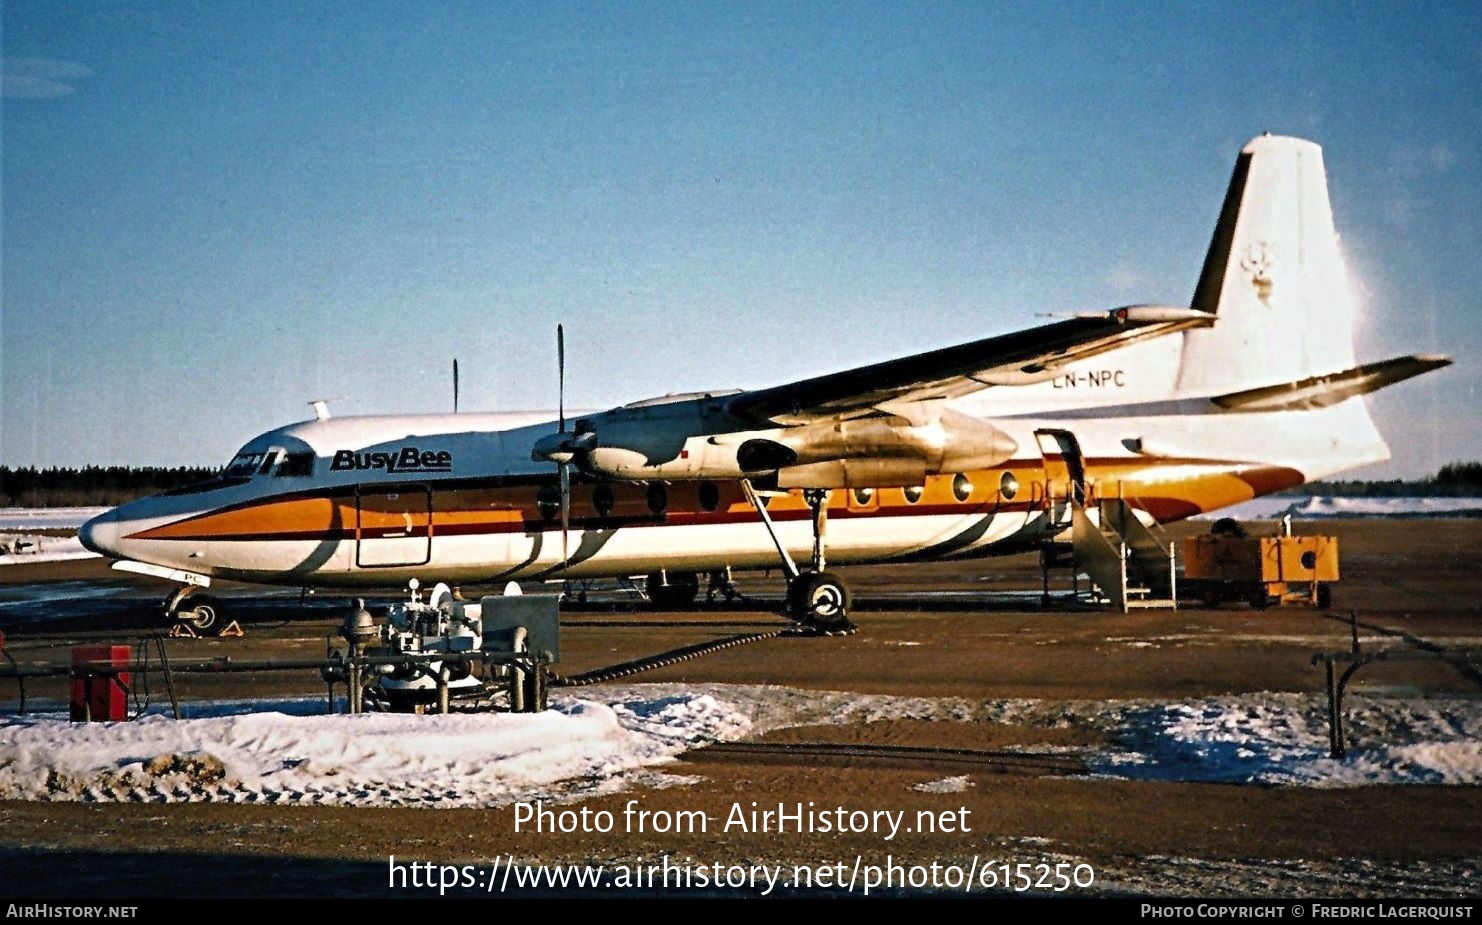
left=789, top=571, right=852, bottom=628
left=1316, top=583, right=1333, bottom=609
left=1211, top=517, right=1247, bottom=538
left=522, top=664, right=548, bottom=713
left=1248, top=587, right=1270, bottom=611
left=646, top=571, right=699, bottom=609
left=183, top=594, right=222, bottom=631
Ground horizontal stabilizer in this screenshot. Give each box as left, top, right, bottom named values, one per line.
left=1211, top=355, right=1451, bottom=412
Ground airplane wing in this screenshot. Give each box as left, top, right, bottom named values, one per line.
left=726, top=306, right=1212, bottom=425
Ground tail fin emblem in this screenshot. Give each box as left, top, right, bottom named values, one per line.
left=1241, top=241, right=1276, bottom=302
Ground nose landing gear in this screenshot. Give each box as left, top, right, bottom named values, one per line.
left=165, top=586, right=225, bottom=632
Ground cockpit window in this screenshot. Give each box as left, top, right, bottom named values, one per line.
left=224, top=452, right=266, bottom=478
left=277, top=452, right=315, bottom=477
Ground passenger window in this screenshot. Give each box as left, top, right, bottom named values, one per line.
left=902, top=485, right=924, bottom=504
left=646, top=482, right=668, bottom=515
left=698, top=481, right=720, bottom=512
left=536, top=486, right=561, bottom=520
left=592, top=485, right=615, bottom=517
left=952, top=473, right=973, bottom=502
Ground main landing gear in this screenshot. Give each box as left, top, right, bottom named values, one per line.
left=643, top=568, right=743, bottom=609
left=645, top=569, right=700, bottom=608
left=742, top=481, right=855, bottom=634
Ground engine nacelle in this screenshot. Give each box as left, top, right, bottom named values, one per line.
left=573, top=393, right=748, bottom=480
left=755, top=409, right=1017, bottom=475
left=585, top=440, right=748, bottom=480
left=775, top=457, right=928, bottom=488
left=573, top=397, right=1019, bottom=483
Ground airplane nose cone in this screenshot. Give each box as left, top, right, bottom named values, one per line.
left=78, top=509, right=121, bottom=557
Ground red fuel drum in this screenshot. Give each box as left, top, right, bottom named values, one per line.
left=70, top=645, right=132, bottom=722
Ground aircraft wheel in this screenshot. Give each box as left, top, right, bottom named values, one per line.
left=1248, top=587, right=1270, bottom=611
left=522, top=663, right=549, bottom=713
left=1316, top=583, right=1333, bottom=609
left=183, top=595, right=222, bottom=631
left=789, top=571, right=853, bottom=630
left=646, top=571, right=699, bottom=609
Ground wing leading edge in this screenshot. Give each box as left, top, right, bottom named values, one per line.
left=725, top=306, right=1212, bottom=426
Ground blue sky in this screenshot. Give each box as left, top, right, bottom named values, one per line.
left=3, top=1, right=1479, bottom=478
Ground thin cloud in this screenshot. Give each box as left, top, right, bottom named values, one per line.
left=2, top=57, right=92, bottom=99
left=1393, top=140, right=1459, bottom=178
left=1427, top=143, right=1456, bottom=174
left=1103, top=264, right=1147, bottom=295
left=1384, top=194, right=1426, bottom=232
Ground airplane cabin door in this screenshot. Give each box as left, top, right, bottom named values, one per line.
left=356, top=484, right=433, bottom=568
left=1034, top=429, right=1088, bottom=523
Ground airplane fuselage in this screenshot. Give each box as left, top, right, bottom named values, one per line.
left=78, top=395, right=1381, bottom=590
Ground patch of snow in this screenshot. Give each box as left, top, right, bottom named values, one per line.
left=913, top=775, right=973, bottom=793
left=1195, top=496, right=1482, bottom=521
left=1289, top=496, right=1482, bottom=519
left=1, top=685, right=1477, bottom=808
left=0, top=507, right=109, bottom=530
left=0, top=535, right=99, bottom=566
left=1106, top=639, right=1159, bottom=648
left=0, top=691, right=755, bottom=808
left=1095, top=692, right=1482, bottom=786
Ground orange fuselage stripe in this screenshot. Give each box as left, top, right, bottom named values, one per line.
left=128, top=461, right=1304, bottom=543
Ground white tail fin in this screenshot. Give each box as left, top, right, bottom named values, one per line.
left=1176, top=135, right=1359, bottom=394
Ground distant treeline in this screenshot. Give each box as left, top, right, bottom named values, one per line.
left=1293, top=462, right=1482, bottom=498
left=1, top=465, right=217, bottom=507
left=2, top=460, right=1481, bottom=508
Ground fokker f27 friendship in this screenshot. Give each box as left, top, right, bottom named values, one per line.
left=81, top=135, right=1450, bottom=630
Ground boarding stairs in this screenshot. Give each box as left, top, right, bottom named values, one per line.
left=1070, top=498, right=1178, bottom=612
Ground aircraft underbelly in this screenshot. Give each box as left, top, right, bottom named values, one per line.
left=465, top=511, right=1019, bottom=579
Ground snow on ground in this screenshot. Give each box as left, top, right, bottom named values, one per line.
left=0, top=684, right=1476, bottom=807
left=1096, top=692, right=1482, bottom=786
left=0, top=692, right=751, bottom=807
left=1195, top=496, right=1482, bottom=521
left=0, top=507, right=108, bottom=530
left=0, top=535, right=98, bottom=565
left=0, top=508, right=105, bottom=565
left=913, top=775, right=974, bottom=793
left=1283, top=496, right=1482, bottom=518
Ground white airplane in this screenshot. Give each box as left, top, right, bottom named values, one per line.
left=80, top=135, right=1449, bottom=631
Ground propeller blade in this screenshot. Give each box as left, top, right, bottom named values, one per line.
left=557, top=323, right=566, bottom=433
left=559, top=460, right=571, bottom=566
